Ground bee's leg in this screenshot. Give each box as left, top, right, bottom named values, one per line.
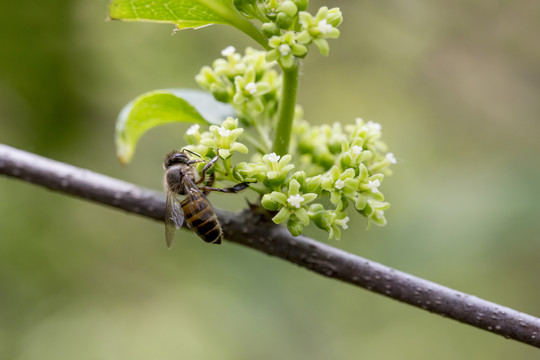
left=200, top=182, right=250, bottom=194
left=202, top=173, right=215, bottom=195
left=197, top=154, right=219, bottom=185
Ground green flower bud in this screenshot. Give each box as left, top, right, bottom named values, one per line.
left=261, top=193, right=280, bottom=211
left=262, top=22, right=280, bottom=38
left=291, top=43, right=308, bottom=57
left=309, top=206, right=331, bottom=230
left=277, top=1, right=298, bottom=17
left=340, top=152, right=354, bottom=170
left=288, top=178, right=301, bottom=194
left=287, top=218, right=304, bottom=236
left=276, top=12, right=293, bottom=29
left=355, top=194, right=367, bottom=211
left=361, top=199, right=390, bottom=227
left=291, top=171, right=306, bottom=185
left=234, top=162, right=255, bottom=182
left=370, top=212, right=387, bottom=226
left=293, top=0, right=308, bottom=12
left=260, top=153, right=295, bottom=189
left=303, top=175, right=322, bottom=194
left=195, top=66, right=216, bottom=86
left=327, top=8, right=343, bottom=27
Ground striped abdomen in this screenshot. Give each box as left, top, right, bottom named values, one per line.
left=181, top=198, right=222, bottom=244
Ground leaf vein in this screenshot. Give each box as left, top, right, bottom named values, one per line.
left=163, top=2, right=180, bottom=21
left=130, top=0, right=140, bottom=19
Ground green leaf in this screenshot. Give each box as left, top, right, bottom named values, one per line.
left=115, top=89, right=234, bottom=164
left=109, top=0, right=234, bottom=29
left=108, top=0, right=268, bottom=48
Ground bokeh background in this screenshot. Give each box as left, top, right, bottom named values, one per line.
left=1, top=0, right=540, bottom=358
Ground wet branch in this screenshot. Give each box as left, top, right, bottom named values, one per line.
left=1, top=143, right=539, bottom=348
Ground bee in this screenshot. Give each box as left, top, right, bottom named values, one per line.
left=163, top=149, right=249, bottom=248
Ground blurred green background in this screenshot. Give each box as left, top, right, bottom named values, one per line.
left=1, top=0, right=540, bottom=358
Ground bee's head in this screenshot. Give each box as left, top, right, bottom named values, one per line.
left=164, top=151, right=190, bottom=169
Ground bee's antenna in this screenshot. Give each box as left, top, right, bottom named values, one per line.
left=181, top=148, right=201, bottom=158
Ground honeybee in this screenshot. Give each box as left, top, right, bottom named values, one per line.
left=163, top=149, right=249, bottom=248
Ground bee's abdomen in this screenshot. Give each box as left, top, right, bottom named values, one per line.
left=182, top=200, right=222, bottom=244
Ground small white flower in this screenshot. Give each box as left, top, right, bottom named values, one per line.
left=340, top=216, right=350, bottom=230
left=186, top=124, right=200, bottom=136
left=364, top=121, right=382, bottom=132
left=355, top=117, right=363, bottom=125
left=221, top=46, right=235, bottom=56
left=367, top=179, right=381, bottom=193
left=217, top=127, right=231, bottom=137
left=266, top=152, right=281, bottom=163
left=279, top=44, right=291, bottom=56
left=386, top=152, right=397, bottom=164
left=317, top=19, right=334, bottom=35
left=334, top=179, right=345, bottom=190
left=287, top=194, right=305, bottom=209
left=352, top=145, right=363, bottom=155
left=245, top=82, right=257, bottom=95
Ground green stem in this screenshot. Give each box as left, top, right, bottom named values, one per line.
left=231, top=13, right=270, bottom=50
left=222, top=157, right=233, bottom=177
left=273, top=64, right=299, bottom=156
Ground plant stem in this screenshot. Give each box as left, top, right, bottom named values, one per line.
left=232, top=14, right=270, bottom=50
left=222, top=157, right=233, bottom=177
left=273, top=64, right=299, bottom=156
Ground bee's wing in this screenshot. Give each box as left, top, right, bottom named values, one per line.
left=165, top=191, right=184, bottom=248
left=183, top=176, right=214, bottom=227
left=185, top=177, right=213, bottom=211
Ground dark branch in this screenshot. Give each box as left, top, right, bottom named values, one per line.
left=1, top=143, right=539, bottom=348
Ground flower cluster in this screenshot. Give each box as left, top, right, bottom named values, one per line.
left=184, top=117, right=249, bottom=160
left=256, top=118, right=394, bottom=238
left=186, top=117, right=395, bottom=239
left=196, top=47, right=281, bottom=122
left=265, top=5, right=342, bottom=66
left=233, top=0, right=343, bottom=68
